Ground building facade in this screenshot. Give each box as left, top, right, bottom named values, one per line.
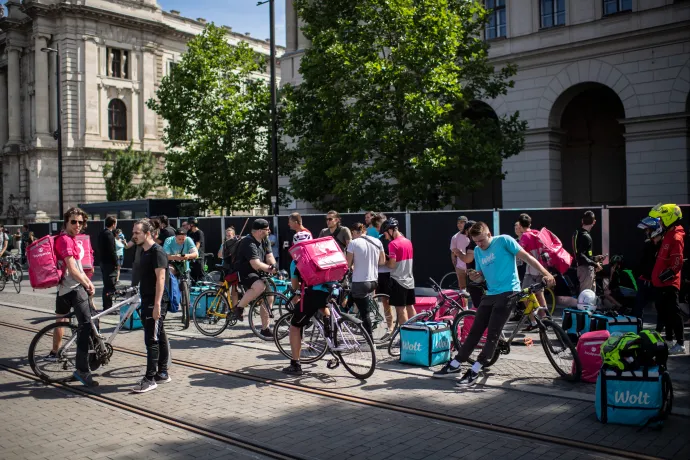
left=280, top=0, right=690, bottom=212
left=0, top=0, right=282, bottom=223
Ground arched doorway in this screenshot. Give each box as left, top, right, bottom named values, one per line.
left=559, top=83, right=626, bottom=206
left=454, top=101, right=503, bottom=209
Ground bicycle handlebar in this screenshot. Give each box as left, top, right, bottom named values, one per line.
left=508, top=280, right=547, bottom=300
left=109, top=286, right=139, bottom=298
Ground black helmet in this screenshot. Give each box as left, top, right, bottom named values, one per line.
left=611, top=255, right=623, bottom=265
left=380, top=217, right=399, bottom=233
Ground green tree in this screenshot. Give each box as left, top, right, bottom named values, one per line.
left=282, top=0, right=527, bottom=211
left=102, top=144, right=162, bottom=201
left=147, top=24, right=274, bottom=211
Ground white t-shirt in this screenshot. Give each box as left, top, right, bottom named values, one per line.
left=347, top=235, right=383, bottom=283
left=450, top=231, right=470, bottom=270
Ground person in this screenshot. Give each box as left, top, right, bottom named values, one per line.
left=181, top=220, right=190, bottom=233
left=218, top=226, right=241, bottom=307
left=288, top=212, right=311, bottom=238
left=115, top=229, right=125, bottom=283
left=456, top=220, right=483, bottom=310
left=283, top=231, right=332, bottom=376
left=365, top=211, right=379, bottom=237
left=156, top=215, right=175, bottom=245
left=634, top=217, right=662, bottom=323
left=98, top=216, right=119, bottom=313
left=346, top=222, right=385, bottom=337
left=268, top=226, right=280, bottom=267
left=12, top=228, right=21, bottom=251
left=450, top=215, right=469, bottom=290
left=572, top=210, right=603, bottom=293
left=163, top=228, right=199, bottom=280
left=131, top=218, right=172, bottom=393
left=319, top=211, right=351, bottom=252
left=434, top=221, right=555, bottom=385
left=232, top=219, right=277, bottom=337
left=21, top=224, right=30, bottom=264
left=381, top=218, right=416, bottom=326
left=52, top=207, right=98, bottom=387
left=649, top=204, right=686, bottom=355
left=371, top=213, right=393, bottom=337
left=0, top=224, right=8, bottom=258
left=514, top=213, right=548, bottom=331
left=186, top=218, right=206, bottom=282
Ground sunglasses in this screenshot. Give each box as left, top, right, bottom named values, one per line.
left=70, top=220, right=84, bottom=226
left=326, top=217, right=336, bottom=221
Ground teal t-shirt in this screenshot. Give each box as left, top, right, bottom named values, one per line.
left=163, top=236, right=197, bottom=272
left=290, top=260, right=330, bottom=293
left=474, top=235, right=521, bottom=296
left=366, top=227, right=379, bottom=238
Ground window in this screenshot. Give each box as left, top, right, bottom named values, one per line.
left=603, top=0, right=632, bottom=15
left=108, top=99, right=127, bottom=141
left=167, top=60, right=178, bottom=76
left=106, top=48, right=130, bottom=79
left=541, top=0, right=566, bottom=28
left=485, top=0, right=506, bottom=39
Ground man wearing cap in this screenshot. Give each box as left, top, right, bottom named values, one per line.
left=187, top=218, right=206, bottom=282
left=450, top=216, right=469, bottom=290
left=233, top=219, right=278, bottom=337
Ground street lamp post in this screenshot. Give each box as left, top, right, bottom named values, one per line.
left=40, top=46, right=63, bottom=218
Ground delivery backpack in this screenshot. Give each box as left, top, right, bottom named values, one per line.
left=27, top=235, right=63, bottom=289
left=519, top=228, right=573, bottom=275
left=601, top=330, right=669, bottom=372
left=288, top=236, right=348, bottom=286
left=75, top=234, right=95, bottom=279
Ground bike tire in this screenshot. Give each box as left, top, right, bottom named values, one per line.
left=334, top=318, right=376, bottom=380
left=369, top=294, right=392, bottom=344
left=12, top=264, right=21, bottom=293
left=440, top=271, right=459, bottom=289
left=28, top=321, right=80, bottom=383
left=539, top=319, right=581, bottom=382
left=180, top=281, right=190, bottom=330
left=192, top=289, right=231, bottom=337
left=0, top=273, right=5, bottom=292
left=387, top=312, right=431, bottom=357
left=450, top=310, right=499, bottom=367
left=273, top=313, right=328, bottom=364
left=248, top=292, right=291, bottom=341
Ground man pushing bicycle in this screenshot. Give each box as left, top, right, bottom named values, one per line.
left=433, top=222, right=555, bottom=385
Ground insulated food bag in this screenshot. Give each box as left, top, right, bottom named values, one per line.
left=575, top=330, right=610, bottom=383
left=289, top=237, right=348, bottom=286
left=75, top=234, right=95, bottom=279
left=27, top=235, right=63, bottom=289
left=595, top=366, right=673, bottom=427
left=119, top=301, right=143, bottom=330
left=400, top=321, right=451, bottom=367
left=591, top=313, right=641, bottom=335
left=189, top=286, right=211, bottom=319
left=414, top=297, right=437, bottom=314
left=562, top=308, right=592, bottom=343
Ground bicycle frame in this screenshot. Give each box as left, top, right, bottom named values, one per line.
left=501, top=291, right=550, bottom=346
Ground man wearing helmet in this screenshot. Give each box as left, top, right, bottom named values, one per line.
left=649, top=204, right=685, bottom=355
left=381, top=218, right=416, bottom=326
left=634, top=217, right=662, bottom=323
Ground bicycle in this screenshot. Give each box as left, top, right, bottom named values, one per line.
left=273, top=282, right=376, bottom=379
left=451, top=281, right=582, bottom=381
left=387, top=278, right=468, bottom=357
left=28, top=287, right=142, bottom=383
left=0, top=252, right=22, bottom=293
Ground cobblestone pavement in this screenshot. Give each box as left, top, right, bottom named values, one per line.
left=1, top=277, right=689, bottom=459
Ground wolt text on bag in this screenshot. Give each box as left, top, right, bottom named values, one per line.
left=289, top=236, right=348, bottom=286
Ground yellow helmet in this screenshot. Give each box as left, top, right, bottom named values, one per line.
left=649, top=203, right=682, bottom=228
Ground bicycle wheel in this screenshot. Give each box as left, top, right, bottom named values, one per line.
left=0, top=272, right=6, bottom=292
left=274, top=312, right=328, bottom=364
left=11, top=264, right=21, bottom=293
left=387, top=312, right=431, bottom=357
left=28, top=322, right=80, bottom=383
left=192, top=289, right=231, bottom=337
left=248, top=292, right=291, bottom=340
left=440, top=271, right=459, bottom=289
left=544, top=287, right=556, bottom=316
left=180, top=281, right=190, bottom=330
left=368, top=294, right=392, bottom=344
left=334, top=317, right=376, bottom=379
left=450, top=310, right=499, bottom=367
left=539, top=319, right=581, bottom=382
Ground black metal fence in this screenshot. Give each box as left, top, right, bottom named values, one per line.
left=23, top=205, right=686, bottom=288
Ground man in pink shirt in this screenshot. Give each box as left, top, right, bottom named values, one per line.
left=382, top=218, right=416, bottom=325
left=450, top=216, right=469, bottom=289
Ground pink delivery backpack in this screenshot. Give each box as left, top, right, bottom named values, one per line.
left=75, top=234, right=95, bottom=279
left=289, top=236, right=348, bottom=286
left=27, top=235, right=63, bottom=289
left=576, top=330, right=611, bottom=383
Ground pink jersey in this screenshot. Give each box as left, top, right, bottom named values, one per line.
left=389, top=236, right=414, bottom=289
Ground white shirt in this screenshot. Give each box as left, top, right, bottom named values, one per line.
left=347, top=235, right=383, bottom=283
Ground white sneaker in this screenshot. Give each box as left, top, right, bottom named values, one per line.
left=669, top=344, right=686, bottom=355
left=132, top=377, right=158, bottom=393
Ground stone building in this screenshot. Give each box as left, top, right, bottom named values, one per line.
left=0, top=0, right=282, bottom=223
left=280, top=0, right=690, bottom=211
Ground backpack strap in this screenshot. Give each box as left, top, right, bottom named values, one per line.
left=640, top=371, right=673, bottom=430
left=600, top=367, right=609, bottom=423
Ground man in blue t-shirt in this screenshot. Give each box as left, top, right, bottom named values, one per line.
left=434, top=221, right=555, bottom=385
left=163, top=228, right=198, bottom=276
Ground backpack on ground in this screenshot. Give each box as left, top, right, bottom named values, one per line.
left=167, top=272, right=181, bottom=313
left=400, top=321, right=451, bottom=367
left=575, top=330, right=610, bottom=383
left=521, top=227, right=573, bottom=275
left=637, top=330, right=669, bottom=369
left=289, top=236, right=348, bottom=286
left=26, top=235, right=63, bottom=289
left=601, top=332, right=641, bottom=371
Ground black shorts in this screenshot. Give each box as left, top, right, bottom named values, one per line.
left=377, top=272, right=391, bottom=296
left=55, top=294, right=71, bottom=315
left=239, top=273, right=262, bottom=291
left=291, top=289, right=329, bottom=327
left=390, top=279, right=415, bottom=307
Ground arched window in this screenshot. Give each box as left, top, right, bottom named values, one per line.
left=108, top=99, right=127, bottom=140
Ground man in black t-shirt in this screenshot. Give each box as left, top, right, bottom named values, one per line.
left=187, top=217, right=206, bottom=282
left=131, top=219, right=171, bottom=393
left=233, top=219, right=277, bottom=337
left=156, top=215, right=175, bottom=245
left=98, top=216, right=118, bottom=312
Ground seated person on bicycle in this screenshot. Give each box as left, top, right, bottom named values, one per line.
left=232, top=219, right=277, bottom=337
left=434, top=221, right=555, bottom=385
left=283, top=231, right=332, bottom=376
left=163, top=228, right=198, bottom=278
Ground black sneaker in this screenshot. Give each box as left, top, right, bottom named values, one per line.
left=154, top=372, right=172, bottom=384
left=44, top=351, right=58, bottom=363
left=73, top=370, right=99, bottom=387
left=260, top=327, right=273, bottom=338
left=521, top=324, right=539, bottom=333
left=232, top=307, right=244, bottom=321
left=456, top=369, right=480, bottom=387
left=432, top=362, right=462, bottom=379
left=282, top=362, right=303, bottom=376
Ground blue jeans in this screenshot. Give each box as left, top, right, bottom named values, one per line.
left=633, top=280, right=655, bottom=323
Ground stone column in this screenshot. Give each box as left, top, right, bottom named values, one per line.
left=7, top=46, right=22, bottom=144
left=34, top=35, right=50, bottom=140
left=502, top=128, right=564, bottom=208
left=83, top=37, right=100, bottom=138
left=0, top=71, right=8, bottom=149
left=48, top=50, right=57, bottom=133
left=623, top=114, right=689, bottom=205
left=142, top=47, right=158, bottom=141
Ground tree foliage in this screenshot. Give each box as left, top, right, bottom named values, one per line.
left=102, top=143, right=162, bottom=201
left=282, top=0, right=527, bottom=211
left=148, top=24, right=275, bottom=211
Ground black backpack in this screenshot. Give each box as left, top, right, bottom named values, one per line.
left=637, top=330, right=669, bottom=369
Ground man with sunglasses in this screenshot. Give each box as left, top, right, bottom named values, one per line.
left=53, top=207, right=98, bottom=387
left=319, top=210, right=351, bottom=252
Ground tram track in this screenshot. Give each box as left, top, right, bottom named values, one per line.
left=0, top=318, right=666, bottom=460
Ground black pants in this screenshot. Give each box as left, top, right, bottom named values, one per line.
left=456, top=292, right=516, bottom=366
left=351, top=281, right=378, bottom=338
left=656, top=286, right=684, bottom=345
left=142, top=302, right=170, bottom=379
left=467, top=284, right=484, bottom=310
left=190, top=258, right=204, bottom=283
left=60, top=287, right=92, bottom=373
left=101, top=264, right=118, bottom=311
